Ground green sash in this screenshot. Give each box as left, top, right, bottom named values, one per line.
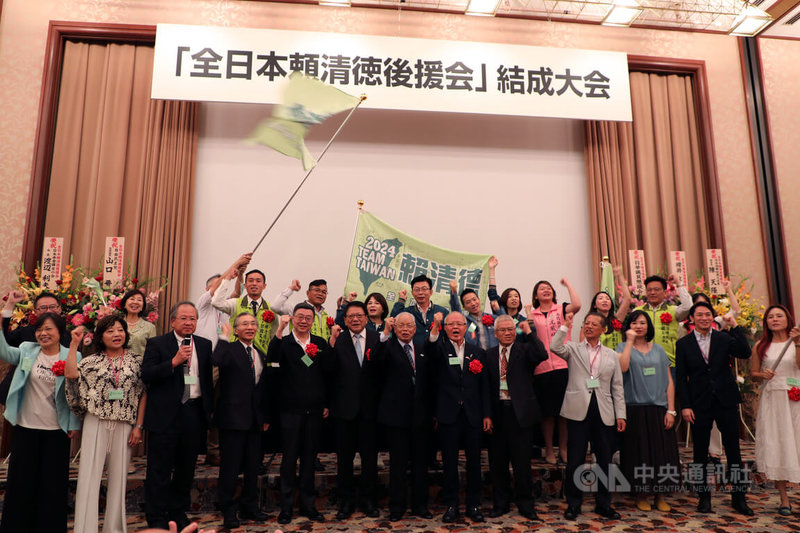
left=310, top=309, right=332, bottom=341
left=230, top=297, right=275, bottom=355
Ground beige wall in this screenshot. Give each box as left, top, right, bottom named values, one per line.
left=0, top=0, right=771, bottom=301
left=758, top=37, right=800, bottom=315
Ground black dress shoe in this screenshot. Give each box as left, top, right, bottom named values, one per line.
left=442, top=506, right=460, bottom=523
left=222, top=513, right=240, bottom=530
left=411, top=507, right=433, bottom=519
left=466, top=506, right=484, bottom=522
left=362, top=503, right=380, bottom=518
left=388, top=511, right=404, bottom=521
left=336, top=509, right=352, bottom=520
left=277, top=511, right=292, bottom=524
left=488, top=506, right=508, bottom=518
left=732, top=498, right=754, bottom=516
left=697, top=495, right=713, bottom=513
left=564, top=505, right=580, bottom=520
left=595, top=505, right=621, bottom=520
left=239, top=508, right=268, bottom=522
left=520, top=509, right=540, bottom=521
left=303, top=509, right=325, bottom=522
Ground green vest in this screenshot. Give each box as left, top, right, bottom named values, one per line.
left=635, top=303, right=679, bottom=366
left=230, top=297, right=275, bottom=355
left=600, top=329, right=623, bottom=351
left=310, top=309, right=332, bottom=341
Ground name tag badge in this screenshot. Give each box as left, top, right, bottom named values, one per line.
left=586, top=378, right=600, bottom=389
left=108, top=388, right=124, bottom=400
left=468, top=323, right=477, bottom=333
left=184, top=375, right=198, bottom=385
left=500, top=381, right=509, bottom=391
left=643, top=367, right=657, bottom=376
left=20, top=358, right=33, bottom=372
left=788, top=377, right=800, bottom=387
left=301, top=354, right=314, bottom=367
left=448, top=357, right=461, bottom=366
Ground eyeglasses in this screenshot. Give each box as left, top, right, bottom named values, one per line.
left=35, top=304, right=60, bottom=312
left=294, top=315, right=314, bottom=322
left=175, top=316, right=197, bottom=322
left=411, top=286, right=431, bottom=293
left=345, top=313, right=366, bottom=319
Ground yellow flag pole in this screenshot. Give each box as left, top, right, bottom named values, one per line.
left=251, top=95, right=367, bottom=254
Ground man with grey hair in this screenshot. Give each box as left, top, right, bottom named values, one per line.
left=142, top=301, right=214, bottom=530
left=375, top=312, right=434, bottom=522
left=427, top=310, right=491, bottom=523
left=486, top=315, right=548, bottom=519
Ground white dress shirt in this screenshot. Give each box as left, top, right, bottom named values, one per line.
left=174, top=332, right=201, bottom=399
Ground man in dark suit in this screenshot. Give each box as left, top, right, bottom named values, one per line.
left=390, top=274, right=450, bottom=346
left=327, top=301, right=381, bottom=519
left=485, top=315, right=548, bottom=520
left=375, top=312, right=434, bottom=521
left=213, top=312, right=271, bottom=529
left=142, top=301, right=214, bottom=530
left=427, top=311, right=492, bottom=523
left=676, top=301, right=753, bottom=516
left=268, top=302, right=331, bottom=524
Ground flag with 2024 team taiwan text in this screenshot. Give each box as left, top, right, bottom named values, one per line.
left=343, top=211, right=491, bottom=310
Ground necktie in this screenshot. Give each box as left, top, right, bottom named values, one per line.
left=501, top=346, right=508, bottom=379
left=404, top=343, right=415, bottom=373
left=354, top=334, right=363, bottom=366
left=251, top=300, right=259, bottom=317
left=181, top=359, right=190, bottom=404
left=246, top=345, right=256, bottom=382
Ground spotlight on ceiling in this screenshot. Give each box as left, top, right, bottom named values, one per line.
left=465, top=0, right=501, bottom=16
left=729, top=2, right=772, bottom=36
left=602, top=0, right=644, bottom=27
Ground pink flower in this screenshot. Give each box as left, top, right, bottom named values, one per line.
left=83, top=332, right=93, bottom=346
left=71, top=313, right=86, bottom=326
left=147, top=311, right=159, bottom=323
left=96, top=306, right=114, bottom=320
left=82, top=303, right=93, bottom=314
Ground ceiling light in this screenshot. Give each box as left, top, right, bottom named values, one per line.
left=729, top=3, right=772, bottom=36
left=602, top=0, right=643, bottom=27
left=466, top=0, right=501, bottom=16
left=319, top=0, right=351, bottom=6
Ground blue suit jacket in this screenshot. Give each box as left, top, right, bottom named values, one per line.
left=0, top=332, right=81, bottom=433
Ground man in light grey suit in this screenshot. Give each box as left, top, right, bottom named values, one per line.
left=550, top=312, right=626, bottom=522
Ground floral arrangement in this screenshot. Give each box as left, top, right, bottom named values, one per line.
left=9, top=260, right=167, bottom=334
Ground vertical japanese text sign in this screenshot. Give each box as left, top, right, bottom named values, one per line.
left=103, top=237, right=125, bottom=289
left=628, top=250, right=647, bottom=295
left=705, top=249, right=725, bottom=296
left=670, top=251, right=688, bottom=289
left=40, top=237, right=64, bottom=291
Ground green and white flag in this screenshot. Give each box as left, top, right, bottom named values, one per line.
left=599, top=260, right=616, bottom=302
left=344, top=211, right=492, bottom=309
left=247, top=71, right=360, bottom=170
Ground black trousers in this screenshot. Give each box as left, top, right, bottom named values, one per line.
left=385, top=424, right=429, bottom=514
left=145, top=401, right=206, bottom=526
left=0, top=426, right=70, bottom=533
left=335, top=416, right=378, bottom=509
left=489, top=402, right=534, bottom=513
left=218, top=426, right=263, bottom=515
left=439, top=409, right=482, bottom=509
left=564, top=394, right=616, bottom=508
left=692, top=398, right=748, bottom=496
left=279, top=411, right=322, bottom=513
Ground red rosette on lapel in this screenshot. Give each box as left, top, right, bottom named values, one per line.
left=305, top=343, right=319, bottom=357
left=262, top=310, right=275, bottom=323
left=51, top=360, right=66, bottom=376
left=659, top=312, right=673, bottom=324
left=481, top=315, right=494, bottom=327
left=468, top=359, right=483, bottom=374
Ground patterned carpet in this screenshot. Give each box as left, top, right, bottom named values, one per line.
left=2, top=442, right=798, bottom=532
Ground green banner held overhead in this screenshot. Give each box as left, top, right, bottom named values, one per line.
left=344, top=211, right=491, bottom=309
